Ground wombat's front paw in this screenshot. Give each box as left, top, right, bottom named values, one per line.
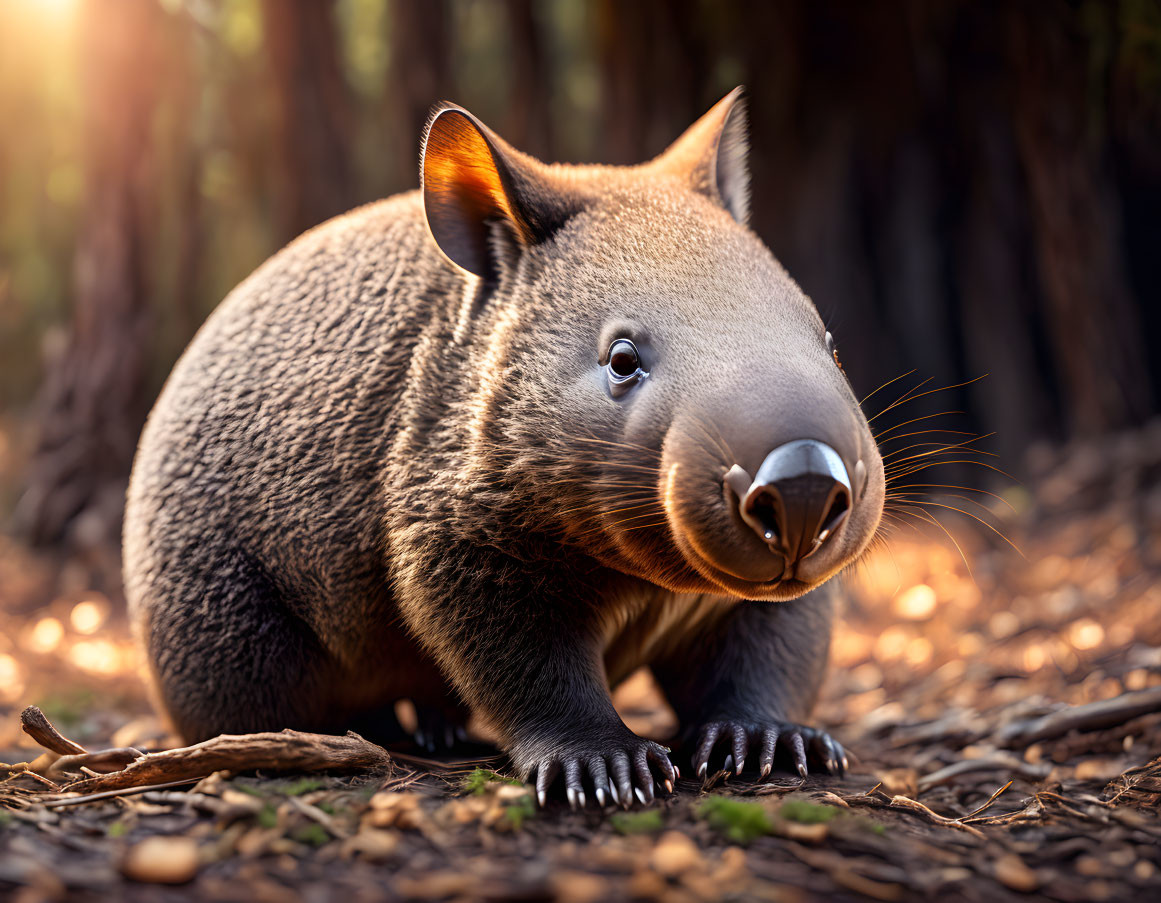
left=692, top=719, right=848, bottom=780
left=514, top=732, right=677, bottom=809
left=411, top=704, right=470, bottom=754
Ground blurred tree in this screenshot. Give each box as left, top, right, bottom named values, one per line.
left=502, top=0, right=552, bottom=158
left=1007, top=1, right=1152, bottom=435
left=264, top=0, right=357, bottom=239
left=390, top=0, right=451, bottom=188
left=14, top=0, right=166, bottom=549
left=6, top=0, right=1161, bottom=552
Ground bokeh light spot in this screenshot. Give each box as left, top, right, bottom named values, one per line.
left=893, top=584, right=938, bottom=620
left=70, top=595, right=108, bottom=634
left=27, top=616, right=64, bottom=653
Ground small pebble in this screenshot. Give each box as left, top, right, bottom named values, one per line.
left=994, top=854, right=1039, bottom=893
left=121, top=836, right=199, bottom=885
left=650, top=831, right=703, bottom=877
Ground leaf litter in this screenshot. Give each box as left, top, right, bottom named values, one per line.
left=0, top=422, right=1160, bottom=900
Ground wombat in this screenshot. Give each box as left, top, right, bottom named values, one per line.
left=124, top=88, right=885, bottom=807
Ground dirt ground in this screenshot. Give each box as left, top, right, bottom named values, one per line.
left=2, top=421, right=1160, bottom=902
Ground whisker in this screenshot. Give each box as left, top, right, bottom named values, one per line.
left=882, top=433, right=998, bottom=470
left=885, top=482, right=1016, bottom=513
left=689, top=415, right=736, bottom=465
left=867, top=375, right=936, bottom=424
left=891, top=499, right=1025, bottom=559
left=887, top=486, right=997, bottom=511
left=618, top=520, right=672, bottom=534
left=872, top=410, right=966, bottom=441
left=883, top=448, right=997, bottom=478
left=880, top=438, right=992, bottom=463
left=867, top=374, right=988, bottom=424
left=558, top=434, right=662, bottom=458
left=908, top=506, right=975, bottom=581
left=886, top=458, right=1018, bottom=484
left=557, top=499, right=660, bottom=519
left=874, top=428, right=978, bottom=446
left=570, top=509, right=669, bottom=539
left=860, top=368, right=917, bottom=407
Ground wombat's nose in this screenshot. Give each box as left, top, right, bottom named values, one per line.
left=737, top=440, right=852, bottom=564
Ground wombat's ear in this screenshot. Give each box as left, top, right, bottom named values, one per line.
left=653, top=86, right=750, bottom=224
left=421, top=103, right=563, bottom=280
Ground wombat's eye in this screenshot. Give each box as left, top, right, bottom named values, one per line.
left=825, top=331, right=843, bottom=372
left=607, top=339, right=642, bottom=381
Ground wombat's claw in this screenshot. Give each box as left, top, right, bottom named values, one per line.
left=411, top=707, right=470, bottom=754
left=692, top=720, right=847, bottom=781
left=529, top=739, right=675, bottom=808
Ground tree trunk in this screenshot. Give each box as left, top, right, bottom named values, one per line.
left=390, top=0, right=451, bottom=189
left=263, top=0, right=356, bottom=241
left=14, top=0, right=164, bottom=550
left=1006, top=2, right=1152, bottom=435
left=502, top=0, right=551, bottom=160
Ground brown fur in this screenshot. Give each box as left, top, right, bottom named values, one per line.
left=124, top=89, right=884, bottom=802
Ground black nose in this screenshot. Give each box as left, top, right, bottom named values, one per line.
left=738, top=440, right=852, bottom=563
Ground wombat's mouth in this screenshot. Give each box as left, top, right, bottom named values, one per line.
left=655, top=435, right=880, bottom=602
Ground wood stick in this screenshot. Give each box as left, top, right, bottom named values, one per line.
left=918, top=757, right=1048, bottom=791
left=998, top=687, right=1161, bottom=747
left=43, top=778, right=203, bottom=808
left=887, top=795, right=986, bottom=839
left=47, top=748, right=145, bottom=778
left=59, top=729, right=393, bottom=796
left=20, top=706, right=87, bottom=756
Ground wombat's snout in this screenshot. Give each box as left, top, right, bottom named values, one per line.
left=729, top=440, right=852, bottom=566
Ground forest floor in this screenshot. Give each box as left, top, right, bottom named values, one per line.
left=1, top=421, right=1160, bottom=902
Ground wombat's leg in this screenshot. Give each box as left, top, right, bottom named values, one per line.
left=651, top=585, right=847, bottom=779
left=142, top=552, right=335, bottom=743
left=394, top=546, right=675, bottom=807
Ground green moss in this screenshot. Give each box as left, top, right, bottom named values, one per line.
left=106, top=820, right=129, bottom=838
left=292, top=823, right=330, bottom=847
left=316, top=801, right=336, bottom=815
left=0, top=811, right=12, bottom=829
left=257, top=804, right=278, bottom=829
left=462, top=768, right=521, bottom=795
left=779, top=799, right=839, bottom=824
left=610, top=810, right=665, bottom=835
left=500, top=794, right=536, bottom=831
left=698, top=797, right=773, bottom=845
left=281, top=778, right=325, bottom=796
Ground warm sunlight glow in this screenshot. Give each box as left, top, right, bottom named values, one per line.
left=70, top=595, right=109, bottom=634
left=26, top=616, right=64, bottom=654
left=892, top=583, right=938, bottom=620
left=0, top=653, right=23, bottom=702
left=68, top=639, right=126, bottom=676
left=1068, top=618, right=1105, bottom=651
left=23, top=0, right=79, bottom=18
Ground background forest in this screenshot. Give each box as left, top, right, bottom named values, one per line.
left=2, top=0, right=1160, bottom=558
left=2, top=4, right=1161, bottom=900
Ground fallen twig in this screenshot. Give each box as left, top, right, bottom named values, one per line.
left=42, top=778, right=203, bottom=809
left=21, top=706, right=87, bottom=756
left=961, top=781, right=1014, bottom=821
left=58, top=729, right=393, bottom=796
left=1103, top=756, right=1161, bottom=806
left=47, top=748, right=144, bottom=778
left=997, top=688, right=1161, bottom=747
left=885, top=795, right=986, bottom=839
left=918, top=757, right=1049, bottom=791
left=960, top=796, right=1044, bottom=826
left=288, top=795, right=348, bottom=838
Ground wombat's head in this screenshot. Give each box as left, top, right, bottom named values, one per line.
left=421, top=89, right=884, bottom=601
